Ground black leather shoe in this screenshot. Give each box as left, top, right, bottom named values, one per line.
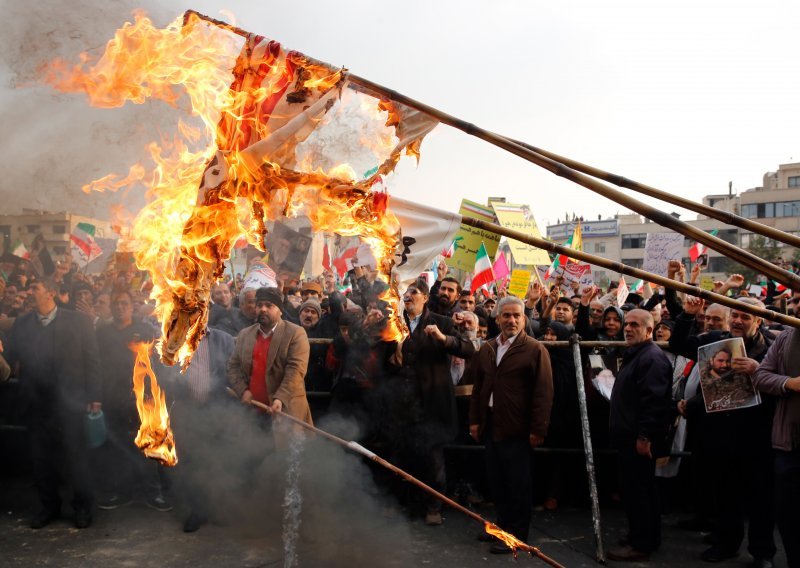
left=701, top=546, right=739, bottom=563
left=476, top=531, right=497, bottom=542
left=751, top=558, right=774, bottom=568
left=74, top=508, right=92, bottom=529
left=183, top=513, right=207, bottom=533
left=490, top=543, right=514, bottom=555
left=30, top=508, right=59, bottom=529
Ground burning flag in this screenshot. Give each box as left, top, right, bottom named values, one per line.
left=42, top=11, right=439, bottom=369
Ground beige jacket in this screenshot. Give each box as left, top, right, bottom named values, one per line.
left=227, top=320, right=313, bottom=426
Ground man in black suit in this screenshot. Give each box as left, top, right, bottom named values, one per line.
left=386, top=279, right=475, bottom=526
left=5, top=278, right=101, bottom=529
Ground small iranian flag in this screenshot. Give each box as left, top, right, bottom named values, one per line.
left=12, top=240, right=30, bottom=260
left=471, top=242, right=495, bottom=293
left=70, top=222, right=103, bottom=265
left=689, top=229, right=719, bottom=262
left=630, top=279, right=644, bottom=293
left=616, top=277, right=630, bottom=307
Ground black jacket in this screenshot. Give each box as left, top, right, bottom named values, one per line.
left=609, top=340, right=673, bottom=454
left=6, top=308, right=101, bottom=417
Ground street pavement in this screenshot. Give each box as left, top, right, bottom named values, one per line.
left=0, top=475, right=787, bottom=567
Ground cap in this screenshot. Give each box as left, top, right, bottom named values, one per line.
left=299, top=298, right=322, bottom=318
left=301, top=281, right=322, bottom=295
left=255, top=287, right=284, bottom=310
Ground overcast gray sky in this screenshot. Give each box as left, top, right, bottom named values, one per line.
left=2, top=0, right=798, bottom=229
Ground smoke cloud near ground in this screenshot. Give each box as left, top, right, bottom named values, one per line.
left=164, top=398, right=414, bottom=566
left=0, top=0, right=181, bottom=219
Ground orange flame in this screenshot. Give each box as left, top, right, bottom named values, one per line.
left=131, top=342, right=177, bottom=466
left=484, top=522, right=530, bottom=558
left=41, top=10, right=417, bottom=364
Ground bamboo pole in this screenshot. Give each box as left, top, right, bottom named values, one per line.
left=570, top=335, right=605, bottom=563
left=242, top=397, right=565, bottom=566
left=506, top=138, right=800, bottom=250
left=348, top=74, right=800, bottom=290
left=460, top=215, right=800, bottom=329
left=181, top=10, right=800, bottom=289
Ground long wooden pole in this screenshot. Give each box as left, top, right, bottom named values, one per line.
left=460, top=215, right=800, bottom=329
left=181, top=10, right=800, bottom=289
left=243, top=397, right=565, bottom=567
left=506, top=138, right=800, bottom=249
left=348, top=74, right=800, bottom=290
left=570, top=335, right=605, bottom=563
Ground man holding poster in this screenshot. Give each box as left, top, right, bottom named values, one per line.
left=671, top=297, right=777, bottom=566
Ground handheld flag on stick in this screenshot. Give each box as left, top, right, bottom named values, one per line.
left=544, top=223, right=582, bottom=279
left=471, top=242, right=495, bottom=293
left=492, top=251, right=511, bottom=281
left=70, top=222, right=103, bottom=266
left=689, top=229, right=719, bottom=263
left=12, top=240, right=30, bottom=260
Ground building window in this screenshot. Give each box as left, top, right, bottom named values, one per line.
left=775, top=201, right=800, bottom=217
left=54, top=246, right=67, bottom=255
left=26, top=224, right=40, bottom=234
left=594, top=242, right=606, bottom=253
left=740, top=233, right=753, bottom=248
left=621, top=258, right=644, bottom=268
left=621, top=233, right=647, bottom=249
left=52, top=225, right=67, bottom=234
left=741, top=203, right=777, bottom=218
left=789, top=176, right=800, bottom=188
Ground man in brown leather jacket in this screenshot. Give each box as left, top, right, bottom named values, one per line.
left=469, top=296, right=553, bottom=553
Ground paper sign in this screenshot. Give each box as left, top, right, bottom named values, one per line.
left=616, top=278, right=630, bottom=306
left=561, top=263, right=593, bottom=292
left=700, top=275, right=715, bottom=291
left=447, top=199, right=501, bottom=272
left=643, top=233, right=685, bottom=277
left=508, top=269, right=531, bottom=299
left=748, top=284, right=764, bottom=296
left=490, top=203, right=551, bottom=266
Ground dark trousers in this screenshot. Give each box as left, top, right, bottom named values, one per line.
left=709, top=453, right=776, bottom=560
left=617, top=445, right=660, bottom=553
left=484, top=418, right=532, bottom=542
left=775, top=449, right=800, bottom=568
left=29, top=412, right=93, bottom=513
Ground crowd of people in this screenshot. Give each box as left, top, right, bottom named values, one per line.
left=1, top=252, right=799, bottom=565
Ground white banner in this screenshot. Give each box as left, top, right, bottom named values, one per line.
left=389, top=195, right=462, bottom=284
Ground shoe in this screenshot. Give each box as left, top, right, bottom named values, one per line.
left=476, top=530, right=497, bottom=542
left=490, top=543, right=514, bottom=555
left=751, top=558, right=774, bottom=568
left=183, top=513, right=207, bottom=533
left=74, top=508, right=92, bottom=529
left=145, top=493, right=173, bottom=512
left=29, top=508, right=59, bottom=529
left=701, top=546, right=739, bottom=562
left=97, top=494, right=133, bottom=510
left=543, top=497, right=558, bottom=511
left=424, top=512, right=442, bottom=526
left=607, top=545, right=650, bottom=562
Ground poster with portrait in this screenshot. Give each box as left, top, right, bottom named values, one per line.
left=698, top=337, right=761, bottom=413
left=265, top=221, right=313, bottom=283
